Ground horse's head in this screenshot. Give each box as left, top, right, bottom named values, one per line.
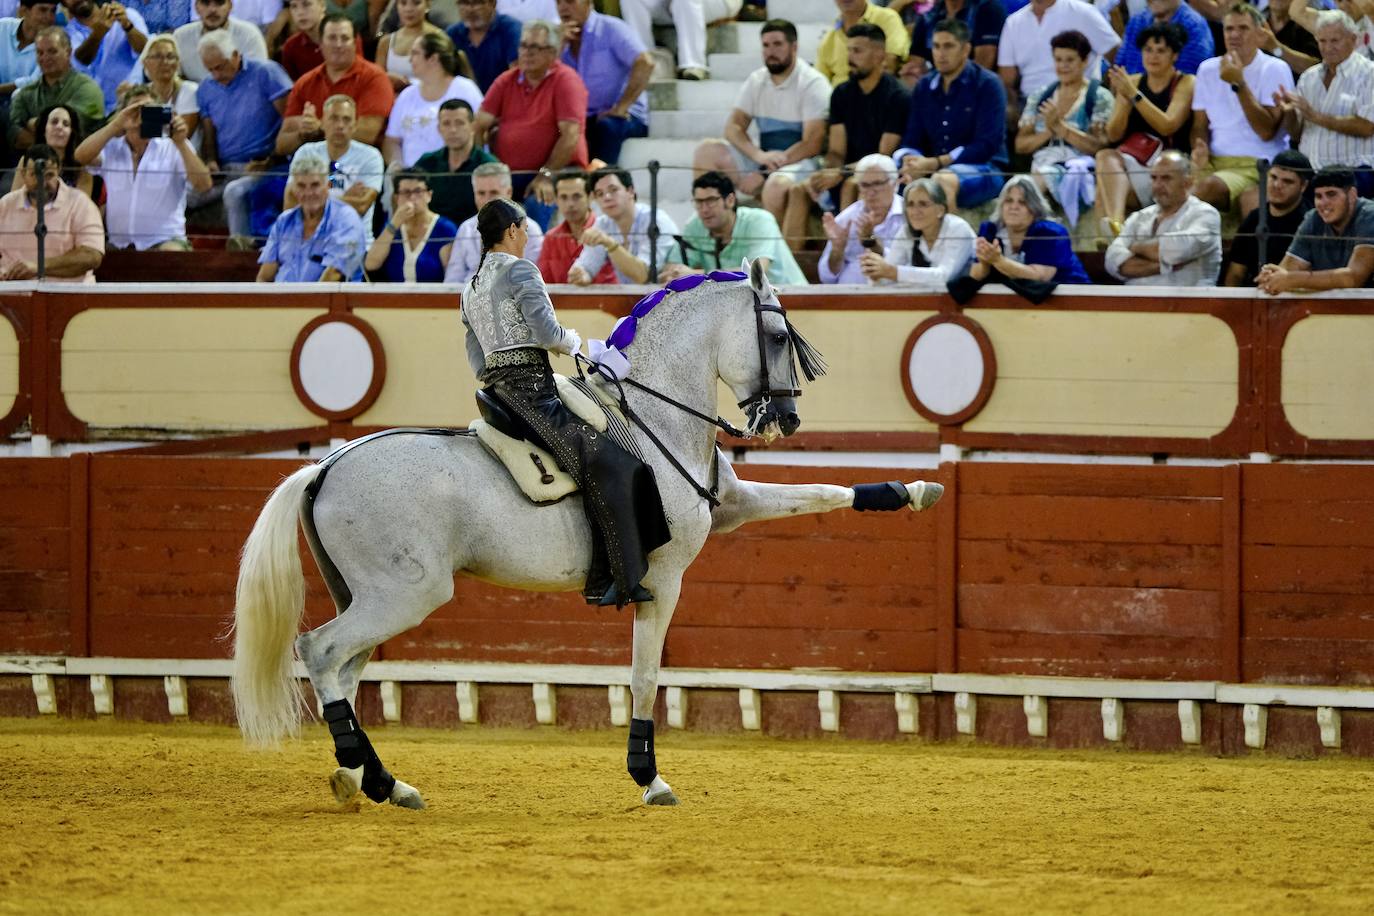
left=720, top=259, right=826, bottom=443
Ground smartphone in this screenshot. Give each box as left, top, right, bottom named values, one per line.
left=860, top=238, right=878, bottom=250
left=139, top=105, right=173, bottom=139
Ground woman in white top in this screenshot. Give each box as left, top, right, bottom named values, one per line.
left=383, top=32, right=483, bottom=168
left=375, top=0, right=446, bottom=92
left=861, top=178, right=975, bottom=289
left=125, top=34, right=200, bottom=139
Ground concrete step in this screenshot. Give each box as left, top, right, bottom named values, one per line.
left=648, top=79, right=745, bottom=112
left=725, top=19, right=832, bottom=59
left=705, top=52, right=758, bottom=82
left=648, top=108, right=731, bottom=139
left=623, top=162, right=696, bottom=203
left=620, top=137, right=696, bottom=170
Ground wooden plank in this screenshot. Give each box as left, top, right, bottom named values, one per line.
left=0, top=487, right=69, bottom=528
left=959, top=494, right=1224, bottom=544
left=1243, top=499, right=1374, bottom=547
left=959, top=463, right=1222, bottom=498
left=89, top=569, right=332, bottom=617
left=68, top=453, right=88, bottom=657
left=0, top=570, right=69, bottom=613
left=384, top=618, right=631, bottom=664
left=663, top=625, right=938, bottom=672
left=0, top=528, right=69, bottom=570
left=688, top=537, right=935, bottom=586
left=1243, top=545, right=1374, bottom=594
left=89, top=528, right=249, bottom=574
left=0, top=459, right=70, bottom=488
left=1242, top=637, right=1374, bottom=685
left=1243, top=593, right=1374, bottom=640
left=89, top=614, right=234, bottom=658
left=958, top=539, right=1223, bottom=590
left=675, top=582, right=937, bottom=631
left=1221, top=464, right=1241, bottom=682
left=957, top=584, right=1222, bottom=638
left=89, top=486, right=273, bottom=531
left=89, top=456, right=310, bottom=490
left=1242, top=464, right=1374, bottom=501
left=710, top=513, right=937, bottom=541
left=958, top=629, right=1223, bottom=680
left=0, top=609, right=70, bottom=654
left=936, top=463, right=957, bottom=673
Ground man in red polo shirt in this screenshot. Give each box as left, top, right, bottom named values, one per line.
left=276, top=13, right=394, bottom=154
left=473, top=18, right=587, bottom=213
left=538, top=167, right=616, bottom=283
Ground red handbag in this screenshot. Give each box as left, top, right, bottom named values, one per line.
left=1118, top=131, right=1164, bottom=166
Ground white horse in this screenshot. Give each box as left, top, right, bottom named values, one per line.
left=231, top=260, right=943, bottom=809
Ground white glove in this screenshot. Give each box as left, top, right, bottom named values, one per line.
left=559, top=328, right=582, bottom=356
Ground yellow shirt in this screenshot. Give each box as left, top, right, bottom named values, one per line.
left=815, top=3, right=910, bottom=87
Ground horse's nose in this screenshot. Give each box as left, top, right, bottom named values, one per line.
left=780, top=411, right=800, bottom=436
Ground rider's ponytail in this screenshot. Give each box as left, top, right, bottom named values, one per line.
left=471, top=197, right=528, bottom=286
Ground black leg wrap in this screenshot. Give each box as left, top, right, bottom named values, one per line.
left=322, top=699, right=396, bottom=803
left=852, top=480, right=910, bottom=512
left=626, top=717, right=657, bottom=787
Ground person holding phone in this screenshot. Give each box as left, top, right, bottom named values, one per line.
left=73, top=84, right=213, bottom=249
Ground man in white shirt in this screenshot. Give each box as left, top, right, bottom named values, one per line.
left=287, top=94, right=383, bottom=238
left=174, top=0, right=268, bottom=82
left=568, top=166, right=680, bottom=285
left=1278, top=10, right=1374, bottom=191
left=1105, top=150, right=1221, bottom=285
left=444, top=160, right=543, bottom=284
left=997, top=0, right=1119, bottom=108
left=191, top=0, right=282, bottom=28
left=1190, top=2, right=1292, bottom=217
left=73, top=85, right=214, bottom=249
left=818, top=153, right=907, bottom=284
left=691, top=18, right=829, bottom=239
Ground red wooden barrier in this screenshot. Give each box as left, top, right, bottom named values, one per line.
left=2, top=456, right=1372, bottom=686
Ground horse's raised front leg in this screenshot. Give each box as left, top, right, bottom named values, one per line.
left=711, top=475, right=943, bottom=535
left=627, top=574, right=683, bottom=807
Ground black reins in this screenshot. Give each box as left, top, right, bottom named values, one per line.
left=575, top=288, right=820, bottom=509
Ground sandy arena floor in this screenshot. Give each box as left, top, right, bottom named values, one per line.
left=1, top=718, right=1371, bottom=915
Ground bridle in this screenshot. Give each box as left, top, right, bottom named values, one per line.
left=578, top=276, right=825, bottom=507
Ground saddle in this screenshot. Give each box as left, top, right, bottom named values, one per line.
left=470, top=374, right=623, bottom=504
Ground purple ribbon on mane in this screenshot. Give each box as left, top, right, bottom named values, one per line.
left=605, top=270, right=747, bottom=351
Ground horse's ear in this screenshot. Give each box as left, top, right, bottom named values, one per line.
left=746, top=257, right=773, bottom=300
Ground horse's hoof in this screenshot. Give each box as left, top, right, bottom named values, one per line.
left=330, top=765, right=362, bottom=804
left=906, top=480, right=944, bottom=512
left=642, top=775, right=679, bottom=806
left=389, top=779, right=427, bottom=810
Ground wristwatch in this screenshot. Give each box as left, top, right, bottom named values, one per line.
left=1132, top=89, right=1144, bottom=104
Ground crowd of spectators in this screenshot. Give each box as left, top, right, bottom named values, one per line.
left=0, top=0, right=1368, bottom=293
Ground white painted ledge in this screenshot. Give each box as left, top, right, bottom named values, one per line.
left=933, top=673, right=1218, bottom=701
left=1216, top=684, right=1374, bottom=710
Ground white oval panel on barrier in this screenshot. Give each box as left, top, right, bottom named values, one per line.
left=297, top=320, right=375, bottom=413
left=908, top=322, right=985, bottom=417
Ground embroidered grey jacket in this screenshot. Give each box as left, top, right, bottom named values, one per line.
left=461, top=252, right=577, bottom=376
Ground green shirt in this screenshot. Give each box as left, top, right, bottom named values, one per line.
left=413, top=145, right=498, bottom=228
left=678, top=206, right=808, bottom=286
left=9, top=69, right=106, bottom=147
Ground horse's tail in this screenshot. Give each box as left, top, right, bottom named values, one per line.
left=231, top=464, right=321, bottom=747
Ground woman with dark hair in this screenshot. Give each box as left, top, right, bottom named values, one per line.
left=375, top=0, right=447, bottom=91
left=972, top=176, right=1090, bottom=285
left=1096, top=22, right=1195, bottom=238
left=383, top=31, right=483, bottom=167
left=11, top=105, right=99, bottom=202
left=1014, top=29, right=1114, bottom=225
left=364, top=171, right=456, bottom=280
left=461, top=197, right=669, bottom=607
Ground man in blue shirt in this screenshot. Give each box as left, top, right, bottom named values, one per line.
left=556, top=0, right=654, bottom=165
left=194, top=28, right=292, bottom=244
left=910, top=0, right=1005, bottom=70
left=257, top=152, right=367, bottom=281
left=1116, top=0, right=1213, bottom=75
left=63, top=0, right=149, bottom=112
left=0, top=0, right=53, bottom=103
left=897, top=19, right=1007, bottom=208
left=446, top=0, right=520, bottom=93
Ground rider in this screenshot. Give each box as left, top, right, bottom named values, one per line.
left=461, top=198, right=671, bottom=607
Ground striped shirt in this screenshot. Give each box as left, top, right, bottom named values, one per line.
left=1296, top=52, right=1374, bottom=169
